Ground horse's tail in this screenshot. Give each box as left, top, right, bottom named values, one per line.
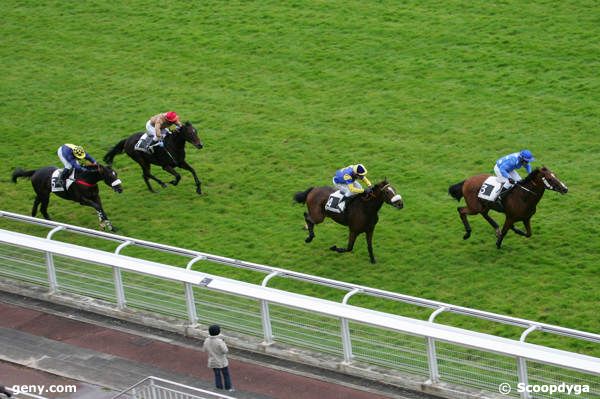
left=293, top=187, right=313, bottom=204
left=11, top=168, right=36, bottom=183
left=448, top=181, right=465, bottom=201
left=103, top=139, right=127, bottom=165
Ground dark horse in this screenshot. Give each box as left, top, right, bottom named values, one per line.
left=103, top=121, right=204, bottom=194
left=448, top=166, right=568, bottom=248
left=11, top=164, right=123, bottom=231
left=294, top=180, right=404, bottom=263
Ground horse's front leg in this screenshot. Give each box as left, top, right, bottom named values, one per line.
left=330, top=230, right=358, bottom=254
left=178, top=160, right=202, bottom=195
left=162, top=165, right=181, bottom=186
left=365, top=228, right=376, bottom=264
left=512, top=218, right=532, bottom=237
left=80, top=197, right=115, bottom=232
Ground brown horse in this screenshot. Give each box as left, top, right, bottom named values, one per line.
left=448, top=167, right=568, bottom=248
left=293, top=180, right=404, bottom=263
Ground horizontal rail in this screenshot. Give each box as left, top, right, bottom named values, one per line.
left=2, top=210, right=600, bottom=345
left=2, top=228, right=600, bottom=376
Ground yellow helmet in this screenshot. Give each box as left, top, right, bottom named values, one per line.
left=352, top=164, right=367, bottom=176
left=72, top=145, right=86, bottom=159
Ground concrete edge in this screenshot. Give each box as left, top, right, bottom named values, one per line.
left=0, top=281, right=507, bottom=399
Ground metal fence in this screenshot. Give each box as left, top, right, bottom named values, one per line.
left=112, top=376, right=236, bottom=399
left=1, top=210, right=600, bottom=399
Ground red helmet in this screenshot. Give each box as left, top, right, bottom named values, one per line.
left=165, top=111, right=178, bottom=123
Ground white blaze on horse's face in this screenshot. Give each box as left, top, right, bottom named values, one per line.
left=385, top=185, right=403, bottom=205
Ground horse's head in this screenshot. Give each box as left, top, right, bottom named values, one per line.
left=175, top=121, right=203, bottom=149
left=98, top=164, right=123, bottom=193
left=373, top=180, right=404, bottom=209
left=536, top=166, right=568, bottom=194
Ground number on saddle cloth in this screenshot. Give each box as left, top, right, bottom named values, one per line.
left=325, top=190, right=346, bottom=214
left=51, top=169, right=75, bottom=192
left=478, top=176, right=502, bottom=201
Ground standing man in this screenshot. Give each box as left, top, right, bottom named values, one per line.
left=202, top=324, right=234, bottom=392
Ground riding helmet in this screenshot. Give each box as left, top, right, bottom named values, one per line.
left=353, top=164, right=367, bottom=176
left=519, top=149, right=535, bottom=162
left=72, top=146, right=86, bottom=159
left=165, top=111, right=178, bottom=123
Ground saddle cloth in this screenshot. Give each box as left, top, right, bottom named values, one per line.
left=51, top=169, right=75, bottom=192
left=478, top=176, right=502, bottom=201
left=325, top=190, right=346, bottom=214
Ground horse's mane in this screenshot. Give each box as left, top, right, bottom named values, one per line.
left=519, top=168, right=541, bottom=185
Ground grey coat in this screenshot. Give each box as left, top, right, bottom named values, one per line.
left=203, top=335, right=229, bottom=368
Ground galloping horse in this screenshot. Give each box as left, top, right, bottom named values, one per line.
left=448, top=167, right=568, bottom=248
left=11, top=164, right=123, bottom=231
left=294, top=180, right=404, bottom=263
left=103, top=121, right=204, bottom=194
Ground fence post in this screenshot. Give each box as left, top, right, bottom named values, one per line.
left=183, top=256, right=206, bottom=327
left=516, top=325, right=538, bottom=399
left=260, top=271, right=280, bottom=345
left=340, top=289, right=362, bottom=364
left=426, top=307, right=447, bottom=384
left=113, top=241, right=133, bottom=310
left=44, top=226, right=64, bottom=293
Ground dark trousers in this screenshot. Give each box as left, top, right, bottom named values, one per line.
left=213, top=366, right=232, bottom=390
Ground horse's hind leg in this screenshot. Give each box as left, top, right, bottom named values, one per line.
left=303, top=212, right=316, bottom=243
left=39, top=197, right=51, bottom=220
left=481, top=210, right=500, bottom=237
left=511, top=218, right=531, bottom=237
left=457, top=206, right=474, bottom=240
left=496, top=219, right=515, bottom=248
left=162, top=165, right=181, bottom=186
left=365, top=229, right=376, bottom=264
left=32, top=197, right=40, bottom=217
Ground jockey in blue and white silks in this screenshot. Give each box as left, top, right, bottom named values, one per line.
left=494, top=149, right=535, bottom=190
left=332, top=164, right=372, bottom=197
left=57, top=144, right=97, bottom=184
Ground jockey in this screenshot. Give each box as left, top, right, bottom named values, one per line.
left=137, top=111, right=182, bottom=153
left=333, top=164, right=372, bottom=198
left=494, top=149, right=535, bottom=191
left=57, top=144, right=97, bottom=185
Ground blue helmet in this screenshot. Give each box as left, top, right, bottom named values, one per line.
left=519, top=149, right=535, bottom=162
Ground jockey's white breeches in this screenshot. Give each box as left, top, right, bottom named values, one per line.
left=57, top=148, right=74, bottom=170
left=494, top=165, right=521, bottom=189
left=145, top=120, right=170, bottom=141
left=333, top=178, right=362, bottom=197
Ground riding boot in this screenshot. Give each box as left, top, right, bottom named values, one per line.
left=58, top=168, right=71, bottom=187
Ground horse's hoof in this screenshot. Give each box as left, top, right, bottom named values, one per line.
left=169, top=180, right=178, bottom=186
left=196, top=188, right=202, bottom=195
left=496, top=241, right=502, bottom=249
left=305, top=236, right=314, bottom=243
left=160, top=183, right=168, bottom=188
left=463, top=232, right=471, bottom=240
left=329, top=245, right=337, bottom=251
left=370, top=259, right=377, bottom=264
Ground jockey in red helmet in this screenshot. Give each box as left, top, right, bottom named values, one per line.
left=136, top=111, right=182, bottom=153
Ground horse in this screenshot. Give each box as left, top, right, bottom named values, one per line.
left=11, top=164, right=123, bottom=232
left=448, top=166, right=568, bottom=248
left=103, top=121, right=204, bottom=194
left=294, top=180, right=404, bottom=264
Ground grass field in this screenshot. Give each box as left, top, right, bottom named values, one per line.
left=1, top=1, right=599, bottom=355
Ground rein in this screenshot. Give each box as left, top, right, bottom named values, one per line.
left=76, top=179, right=96, bottom=187
left=515, top=182, right=538, bottom=196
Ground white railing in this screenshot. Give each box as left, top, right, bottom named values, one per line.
left=112, top=376, right=235, bottom=399
left=1, top=210, right=599, bottom=399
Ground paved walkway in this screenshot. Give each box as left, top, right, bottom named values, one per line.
left=0, top=293, right=434, bottom=399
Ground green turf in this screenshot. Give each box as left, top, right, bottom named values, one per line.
left=1, top=0, right=599, bottom=357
